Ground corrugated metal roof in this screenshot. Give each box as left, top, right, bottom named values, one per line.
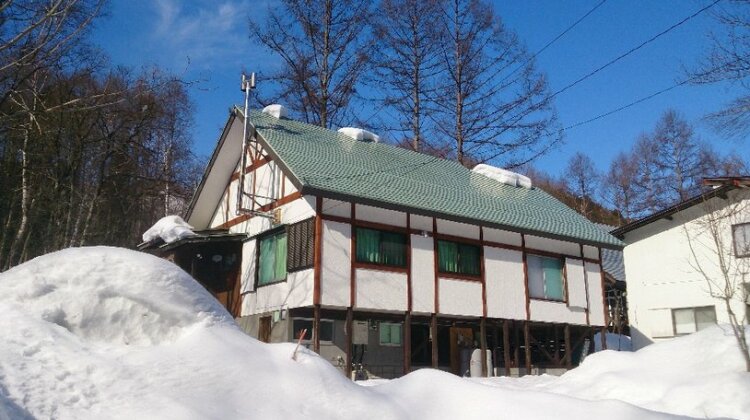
left=245, top=109, right=623, bottom=249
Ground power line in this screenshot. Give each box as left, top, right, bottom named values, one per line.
left=550, top=0, right=722, bottom=100
left=498, top=0, right=609, bottom=87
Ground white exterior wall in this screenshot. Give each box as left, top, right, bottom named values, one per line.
left=438, top=278, right=483, bottom=317
left=411, top=234, right=435, bottom=314
left=484, top=247, right=525, bottom=320
left=321, top=220, right=351, bottom=308
left=585, top=262, right=606, bottom=326
left=355, top=269, right=408, bottom=311
left=624, top=190, right=750, bottom=349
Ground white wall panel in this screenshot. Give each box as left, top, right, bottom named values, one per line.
left=356, top=204, right=407, bottom=227
left=411, top=235, right=435, bottom=313
left=436, top=219, right=480, bottom=239
left=438, top=278, right=483, bottom=317
left=566, top=258, right=588, bottom=309
left=321, top=220, right=351, bottom=307
left=582, top=245, right=599, bottom=260
left=525, top=235, right=580, bottom=257
left=483, top=228, right=522, bottom=247
left=410, top=214, right=433, bottom=232
left=243, top=269, right=314, bottom=315
left=240, top=239, right=256, bottom=295
left=484, top=247, right=526, bottom=320
left=322, top=198, right=350, bottom=218
left=529, top=299, right=586, bottom=325
left=281, top=196, right=315, bottom=224
left=585, top=262, right=606, bottom=326
left=355, top=269, right=408, bottom=311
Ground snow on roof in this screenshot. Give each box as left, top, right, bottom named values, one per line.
left=142, top=215, right=197, bottom=244
left=261, top=104, right=288, bottom=119
left=472, top=164, right=532, bottom=189
left=337, top=127, right=380, bottom=143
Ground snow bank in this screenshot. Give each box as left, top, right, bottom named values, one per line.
left=338, top=127, right=380, bottom=143
left=261, top=104, right=288, bottom=119
left=0, top=246, right=677, bottom=420
left=472, top=164, right=532, bottom=188
left=142, top=215, right=196, bottom=244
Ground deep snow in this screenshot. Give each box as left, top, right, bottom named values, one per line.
left=142, top=215, right=196, bottom=244
left=0, top=247, right=747, bottom=419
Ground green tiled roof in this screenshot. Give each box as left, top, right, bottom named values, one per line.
left=245, top=108, right=622, bottom=249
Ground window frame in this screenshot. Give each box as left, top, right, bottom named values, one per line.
left=436, top=239, right=482, bottom=279
left=671, top=306, right=716, bottom=336
left=354, top=226, right=408, bottom=269
left=378, top=322, right=403, bottom=347
left=291, top=318, right=334, bottom=344
left=732, top=222, right=750, bottom=258
left=255, top=226, right=288, bottom=288
left=526, top=253, right=567, bottom=302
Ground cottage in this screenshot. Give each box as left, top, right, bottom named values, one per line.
left=171, top=105, right=622, bottom=378
left=612, top=177, right=750, bottom=350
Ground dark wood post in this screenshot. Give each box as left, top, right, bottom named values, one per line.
left=431, top=314, right=438, bottom=368
left=564, top=323, right=572, bottom=368
left=524, top=321, right=532, bottom=374
left=403, top=312, right=411, bottom=375
left=313, top=304, right=321, bottom=354
left=600, top=326, right=608, bottom=350
left=502, top=319, right=511, bottom=376
left=345, top=307, right=353, bottom=378
left=480, top=317, right=488, bottom=377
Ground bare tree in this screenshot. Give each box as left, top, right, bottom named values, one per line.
left=249, top=0, right=373, bottom=129
left=602, top=151, right=639, bottom=224
left=684, top=188, right=750, bottom=371
left=432, top=0, right=559, bottom=167
left=564, top=152, right=600, bottom=219
left=690, top=1, right=750, bottom=138
left=370, top=0, right=443, bottom=151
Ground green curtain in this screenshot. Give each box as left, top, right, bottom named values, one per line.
left=258, top=232, right=287, bottom=285
left=438, top=240, right=459, bottom=273
left=379, top=323, right=402, bottom=345
left=381, top=231, right=406, bottom=266
left=458, top=243, right=480, bottom=276
left=542, top=257, right=564, bottom=300
left=356, top=228, right=381, bottom=264
left=389, top=324, right=402, bottom=345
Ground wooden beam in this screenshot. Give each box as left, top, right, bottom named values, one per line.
left=404, top=312, right=412, bottom=375
left=564, top=324, right=572, bottom=368
left=346, top=307, right=353, bottom=379
left=313, top=197, right=323, bottom=306
left=431, top=314, right=438, bottom=368
left=217, top=192, right=302, bottom=229
left=313, top=304, right=321, bottom=354
left=521, top=234, right=531, bottom=320
left=480, top=317, right=488, bottom=377
left=433, top=218, right=439, bottom=314
left=524, top=321, right=531, bottom=373
left=502, top=320, right=511, bottom=376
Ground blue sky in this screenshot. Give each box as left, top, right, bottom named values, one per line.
left=90, top=0, right=747, bottom=175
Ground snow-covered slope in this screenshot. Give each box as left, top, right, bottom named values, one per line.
left=0, top=247, right=739, bottom=419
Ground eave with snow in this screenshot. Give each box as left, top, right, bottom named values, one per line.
left=178, top=104, right=623, bottom=379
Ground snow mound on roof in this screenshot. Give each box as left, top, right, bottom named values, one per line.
left=338, top=127, right=380, bottom=143
left=472, top=164, right=532, bottom=188
left=0, top=247, right=230, bottom=346
left=142, top=215, right=196, bottom=244
left=262, top=104, right=288, bottom=119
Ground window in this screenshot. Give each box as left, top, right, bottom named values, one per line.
left=355, top=227, right=407, bottom=267
left=287, top=218, right=315, bottom=271
left=673, top=306, right=716, bottom=335
left=733, top=223, right=750, bottom=258
left=379, top=322, right=402, bottom=346
left=292, top=318, right=334, bottom=343
left=527, top=254, right=565, bottom=301
left=437, top=240, right=480, bottom=276
left=258, top=230, right=287, bottom=286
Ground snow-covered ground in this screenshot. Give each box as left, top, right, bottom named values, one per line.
left=0, top=247, right=747, bottom=419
